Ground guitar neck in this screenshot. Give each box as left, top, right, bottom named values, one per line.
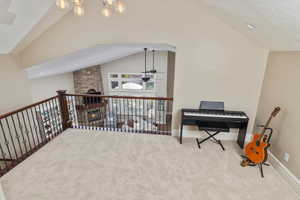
left=256, top=106, right=280, bottom=142
left=259, top=116, right=273, bottom=141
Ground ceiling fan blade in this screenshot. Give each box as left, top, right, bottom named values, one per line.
left=148, top=69, right=157, bottom=73
left=142, top=70, right=154, bottom=73
left=142, top=76, right=151, bottom=82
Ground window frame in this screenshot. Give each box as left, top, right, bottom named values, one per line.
left=108, top=73, right=156, bottom=92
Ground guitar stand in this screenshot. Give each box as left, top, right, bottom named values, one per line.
left=241, top=156, right=270, bottom=178
left=196, top=130, right=225, bottom=151
left=241, top=127, right=273, bottom=178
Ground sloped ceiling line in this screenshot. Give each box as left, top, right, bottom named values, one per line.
left=25, top=44, right=176, bottom=79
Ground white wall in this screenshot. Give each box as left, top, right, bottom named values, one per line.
left=255, top=51, right=300, bottom=178
left=101, top=51, right=168, bottom=97
left=0, top=181, right=6, bottom=200
left=20, top=0, right=269, bottom=138
left=29, top=73, right=74, bottom=102
left=0, top=54, right=32, bottom=114
left=0, top=56, right=74, bottom=115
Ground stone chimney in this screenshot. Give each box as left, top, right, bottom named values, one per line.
left=73, top=65, right=104, bottom=94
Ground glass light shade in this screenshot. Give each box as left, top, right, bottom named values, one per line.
left=56, top=0, right=70, bottom=10
left=101, top=7, right=112, bottom=18
left=106, top=0, right=114, bottom=5
left=114, top=0, right=126, bottom=14
left=74, top=5, right=85, bottom=16
left=73, top=0, right=84, bottom=6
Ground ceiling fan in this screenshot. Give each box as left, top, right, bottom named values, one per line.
left=146, top=50, right=157, bottom=74
left=142, top=48, right=151, bottom=82
left=141, top=48, right=160, bottom=82
left=0, top=0, right=16, bottom=25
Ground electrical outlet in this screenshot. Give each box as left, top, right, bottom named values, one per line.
left=283, top=152, right=290, bottom=162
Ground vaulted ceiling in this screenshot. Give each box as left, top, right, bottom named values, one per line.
left=0, top=0, right=67, bottom=54
left=1, top=0, right=300, bottom=54
left=200, top=0, right=300, bottom=51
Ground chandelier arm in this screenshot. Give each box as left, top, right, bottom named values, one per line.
left=57, top=0, right=127, bottom=17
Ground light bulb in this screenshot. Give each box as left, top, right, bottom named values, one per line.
left=73, top=0, right=84, bottom=6
left=56, top=0, right=70, bottom=10
left=114, top=0, right=126, bottom=14
left=101, top=7, right=112, bottom=18
left=106, top=0, right=114, bottom=5
left=74, top=5, right=85, bottom=16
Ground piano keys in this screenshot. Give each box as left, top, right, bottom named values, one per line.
left=183, top=110, right=248, bottom=119
left=180, top=108, right=249, bottom=149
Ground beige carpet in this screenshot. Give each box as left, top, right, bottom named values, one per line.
left=1, top=129, right=299, bottom=200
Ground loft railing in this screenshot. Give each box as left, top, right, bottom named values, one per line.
left=64, top=93, right=173, bottom=135
left=0, top=90, right=173, bottom=177
left=0, top=96, right=63, bottom=177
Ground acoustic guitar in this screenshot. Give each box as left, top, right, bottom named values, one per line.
left=242, top=107, right=281, bottom=165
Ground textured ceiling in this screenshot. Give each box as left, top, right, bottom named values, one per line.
left=200, top=0, right=300, bottom=51
left=0, top=0, right=63, bottom=54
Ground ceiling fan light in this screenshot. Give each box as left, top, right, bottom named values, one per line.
left=114, top=0, right=126, bottom=14
left=56, top=0, right=70, bottom=10
left=101, top=7, right=112, bottom=18
left=74, top=5, right=85, bottom=16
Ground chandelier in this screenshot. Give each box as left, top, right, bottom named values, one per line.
left=56, top=0, right=127, bottom=17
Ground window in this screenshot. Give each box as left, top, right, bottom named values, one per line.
left=145, top=81, right=155, bottom=90
left=111, top=81, right=119, bottom=89
left=122, top=81, right=143, bottom=90
left=108, top=73, right=155, bottom=92
left=121, top=74, right=143, bottom=79
left=110, top=74, right=119, bottom=78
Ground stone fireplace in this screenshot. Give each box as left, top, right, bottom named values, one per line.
left=76, top=100, right=108, bottom=127
left=73, top=65, right=106, bottom=127
left=73, top=65, right=104, bottom=94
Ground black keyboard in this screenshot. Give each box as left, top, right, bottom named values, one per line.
left=180, top=108, right=249, bottom=148
left=182, top=109, right=248, bottom=121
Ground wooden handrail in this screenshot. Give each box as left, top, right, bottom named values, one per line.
left=0, top=93, right=172, bottom=120
left=0, top=94, right=64, bottom=177
left=0, top=91, right=174, bottom=177
left=0, top=96, right=58, bottom=119
left=65, top=93, right=174, bottom=101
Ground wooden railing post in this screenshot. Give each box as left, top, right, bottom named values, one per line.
left=57, top=90, right=71, bottom=131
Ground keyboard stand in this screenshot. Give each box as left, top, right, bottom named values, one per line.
left=196, top=130, right=225, bottom=151
left=195, top=125, right=229, bottom=151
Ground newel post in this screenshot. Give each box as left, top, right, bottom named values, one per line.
left=57, top=90, right=71, bottom=131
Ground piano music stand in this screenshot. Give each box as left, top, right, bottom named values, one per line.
left=196, top=101, right=229, bottom=151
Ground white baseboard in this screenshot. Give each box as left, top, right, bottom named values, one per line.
left=268, top=151, right=300, bottom=196
left=172, top=129, right=252, bottom=142
left=172, top=128, right=299, bottom=195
